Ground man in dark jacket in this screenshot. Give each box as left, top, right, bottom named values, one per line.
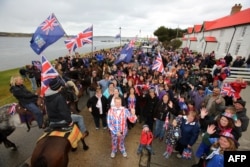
left=10, top=76, right=44, bottom=128
left=143, top=89, right=159, bottom=131
left=234, top=99, right=249, bottom=132
left=45, top=77, right=73, bottom=127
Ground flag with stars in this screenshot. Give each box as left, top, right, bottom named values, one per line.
left=114, top=39, right=135, bottom=64
left=30, top=13, right=65, bottom=55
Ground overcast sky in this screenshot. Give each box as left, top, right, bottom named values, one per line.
left=0, top=0, right=249, bottom=37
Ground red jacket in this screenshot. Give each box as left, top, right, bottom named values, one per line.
left=230, top=81, right=247, bottom=99
left=140, top=131, right=153, bottom=145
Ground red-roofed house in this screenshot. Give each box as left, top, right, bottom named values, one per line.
left=181, top=4, right=250, bottom=59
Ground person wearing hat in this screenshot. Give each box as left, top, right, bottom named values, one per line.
left=234, top=99, right=249, bottom=132
left=193, top=107, right=242, bottom=167
left=45, top=77, right=73, bottom=128
left=201, top=127, right=238, bottom=167
left=137, top=124, right=154, bottom=155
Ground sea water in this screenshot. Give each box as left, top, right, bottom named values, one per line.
left=0, top=36, right=123, bottom=71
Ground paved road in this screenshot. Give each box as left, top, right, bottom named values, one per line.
left=1, top=87, right=250, bottom=167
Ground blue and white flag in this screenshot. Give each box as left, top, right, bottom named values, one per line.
left=114, top=39, right=135, bottom=64
left=30, top=13, right=65, bottom=55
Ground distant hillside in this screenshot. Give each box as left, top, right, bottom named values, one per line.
left=0, top=32, right=134, bottom=39
left=0, top=32, right=33, bottom=37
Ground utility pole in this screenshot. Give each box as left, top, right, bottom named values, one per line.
left=119, top=27, right=121, bottom=47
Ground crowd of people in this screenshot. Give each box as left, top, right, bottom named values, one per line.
left=12, top=42, right=250, bottom=166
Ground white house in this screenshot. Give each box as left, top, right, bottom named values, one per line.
left=181, top=4, right=250, bottom=59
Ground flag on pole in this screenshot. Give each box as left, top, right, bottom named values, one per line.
left=64, top=25, right=93, bottom=53
left=152, top=52, right=164, bottom=73
left=40, top=55, right=59, bottom=96
left=30, top=13, right=65, bottom=55
left=114, top=39, right=135, bottom=64
left=115, top=33, right=121, bottom=39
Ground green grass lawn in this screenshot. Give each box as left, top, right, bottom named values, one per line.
left=0, top=68, right=31, bottom=106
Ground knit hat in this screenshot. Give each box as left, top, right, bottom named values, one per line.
left=234, top=99, right=246, bottom=107
left=142, top=124, right=149, bottom=129
left=49, top=77, right=63, bottom=91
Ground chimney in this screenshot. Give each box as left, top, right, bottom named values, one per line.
left=230, top=4, right=242, bottom=15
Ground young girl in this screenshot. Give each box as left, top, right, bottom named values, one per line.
left=163, top=116, right=182, bottom=159
left=175, top=111, right=200, bottom=159
left=137, top=124, right=154, bottom=155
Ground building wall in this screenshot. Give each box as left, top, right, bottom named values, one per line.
left=181, top=24, right=250, bottom=59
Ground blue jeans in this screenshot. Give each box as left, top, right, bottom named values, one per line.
left=23, top=103, right=43, bottom=128
left=154, top=119, right=165, bottom=139
left=71, top=114, right=87, bottom=133
left=137, top=144, right=153, bottom=154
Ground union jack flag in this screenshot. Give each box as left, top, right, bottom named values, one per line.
left=64, top=25, right=93, bottom=53
left=40, top=55, right=59, bottom=96
left=30, top=13, right=65, bottom=55
left=182, top=148, right=192, bottom=159
left=221, top=82, right=235, bottom=97
left=152, top=52, right=164, bottom=73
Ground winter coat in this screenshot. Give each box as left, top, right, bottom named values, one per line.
left=236, top=108, right=249, bottom=132
left=178, top=116, right=200, bottom=146
left=87, top=95, right=108, bottom=117
left=45, top=89, right=72, bottom=124
left=143, top=95, right=159, bottom=117
left=153, top=101, right=177, bottom=121
left=10, top=85, right=38, bottom=106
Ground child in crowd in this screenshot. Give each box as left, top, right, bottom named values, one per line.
left=163, top=116, right=182, bottom=159
left=137, top=124, right=154, bottom=155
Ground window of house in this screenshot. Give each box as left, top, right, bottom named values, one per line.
left=235, top=43, right=241, bottom=55
left=241, top=26, right=247, bottom=37
left=224, top=42, right=229, bottom=53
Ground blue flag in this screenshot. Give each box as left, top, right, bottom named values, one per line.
left=30, top=13, right=65, bottom=55
left=115, top=33, right=121, bottom=39
left=115, top=40, right=135, bottom=64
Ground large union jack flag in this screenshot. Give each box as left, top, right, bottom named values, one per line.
left=30, top=13, right=65, bottom=55
left=221, top=82, right=235, bottom=97
left=152, top=52, right=164, bottom=73
left=64, top=26, right=93, bottom=53
left=40, top=55, right=59, bottom=96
